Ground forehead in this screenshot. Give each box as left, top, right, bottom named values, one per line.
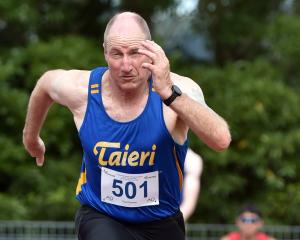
left=106, top=35, right=144, bottom=50
left=106, top=17, right=146, bottom=48
left=240, top=211, right=259, bottom=218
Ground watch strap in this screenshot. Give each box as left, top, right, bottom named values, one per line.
left=163, top=85, right=182, bottom=106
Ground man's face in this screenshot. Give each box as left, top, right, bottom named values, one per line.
left=236, top=212, right=263, bottom=237
left=104, top=20, right=151, bottom=90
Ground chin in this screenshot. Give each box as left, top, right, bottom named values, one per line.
left=121, top=76, right=147, bottom=89
left=120, top=81, right=139, bottom=91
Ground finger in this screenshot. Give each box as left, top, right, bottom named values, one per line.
left=142, top=62, right=155, bottom=72
left=142, top=40, right=160, bottom=52
left=36, top=155, right=44, bottom=167
left=138, top=49, right=156, bottom=62
left=148, top=40, right=164, bottom=51
left=141, top=40, right=163, bottom=53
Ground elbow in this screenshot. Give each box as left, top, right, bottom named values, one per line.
left=213, top=129, right=231, bottom=152
left=215, top=136, right=231, bottom=152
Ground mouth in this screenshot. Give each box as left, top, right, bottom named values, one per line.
left=121, top=75, right=135, bottom=80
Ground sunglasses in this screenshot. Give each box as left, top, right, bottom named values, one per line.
left=239, top=216, right=260, bottom=224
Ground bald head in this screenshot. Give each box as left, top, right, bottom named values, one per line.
left=103, top=12, right=151, bottom=47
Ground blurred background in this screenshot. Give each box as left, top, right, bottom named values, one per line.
left=0, top=0, right=300, bottom=238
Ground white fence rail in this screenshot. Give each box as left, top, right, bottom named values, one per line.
left=0, top=221, right=76, bottom=240
left=0, top=221, right=300, bottom=240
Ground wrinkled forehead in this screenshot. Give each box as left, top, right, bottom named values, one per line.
left=105, top=18, right=147, bottom=43
left=105, top=35, right=145, bottom=50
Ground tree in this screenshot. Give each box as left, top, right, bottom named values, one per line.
left=194, top=0, right=283, bottom=65
left=265, top=14, right=300, bottom=92
left=0, top=0, right=114, bottom=47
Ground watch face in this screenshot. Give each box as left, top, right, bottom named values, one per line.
left=173, top=85, right=182, bottom=96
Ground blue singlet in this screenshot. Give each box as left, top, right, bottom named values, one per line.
left=76, top=67, right=188, bottom=223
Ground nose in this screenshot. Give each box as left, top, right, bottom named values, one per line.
left=121, top=55, right=133, bottom=72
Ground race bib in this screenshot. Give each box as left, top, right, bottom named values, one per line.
left=101, top=167, right=159, bottom=207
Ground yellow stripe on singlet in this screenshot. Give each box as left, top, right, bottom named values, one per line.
left=173, top=147, right=183, bottom=191
left=91, top=84, right=100, bottom=94
left=91, top=89, right=99, bottom=94
left=76, top=171, right=87, bottom=195
left=91, top=84, right=99, bottom=89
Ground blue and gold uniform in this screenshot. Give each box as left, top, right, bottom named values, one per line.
left=76, top=67, right=188, bottom=223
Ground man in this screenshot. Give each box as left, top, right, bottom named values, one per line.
left=23, top=12, right=231, bottom=240
left=220, top=204, right=276, bottom=240
left=180, top=148, right=203, bottom=221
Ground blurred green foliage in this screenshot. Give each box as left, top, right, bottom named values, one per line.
left=195, top=0, right=283, bottom=64
left=265, top=14, right=300, bottom=91
left=0, top=0, right=299, bottom=225
left=0, top=35, right=104, bottom=220
left=184, top=59, right=300, bottom=224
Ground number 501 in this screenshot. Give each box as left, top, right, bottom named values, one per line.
left=112, top=179, right=148, bottom=199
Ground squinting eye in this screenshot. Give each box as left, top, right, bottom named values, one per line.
left=131, top=51, right=140, bottom=56
left=111, top=52, right=122, bottom=58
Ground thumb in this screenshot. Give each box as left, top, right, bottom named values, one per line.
left=36, top=155, right=45, bottom=167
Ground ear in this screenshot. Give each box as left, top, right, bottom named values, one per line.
left=103, top=43, right=108, bottom=62
left=103, top=43, right=107, bottom=53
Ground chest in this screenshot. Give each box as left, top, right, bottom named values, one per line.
left=79, top=106, right=170, bottom=171
left=104, top=102, right=145, bottom=122
left=102, top=93, right=149, bottom=122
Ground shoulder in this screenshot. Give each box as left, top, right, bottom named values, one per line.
left=170, top=72, right=199, bottom=92
left=170, top=72, right=206, bottom=106
left=40, top=69, right=91, bottom=109
left=41, top=69, right=88, bottom=78
left=39, top=69, right=90, bottom=88
left=184, top=149, right=203, bottom=176
left=49, top=69, right=90, bottom=82
left=221, top=231, right=240, bottom=240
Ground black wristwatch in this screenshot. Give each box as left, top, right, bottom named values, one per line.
left=163, top=85, right=182, bottom=106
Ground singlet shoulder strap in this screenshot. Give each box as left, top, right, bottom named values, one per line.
left=79, top=67, right=107, bottom=134
left=88, top=67, right=108, bottom=94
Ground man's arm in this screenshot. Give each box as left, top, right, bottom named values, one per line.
left=23, top=70, right=88, bottom=166
left=23, top=70, right=59, bottom=166
left=180, top=148, right=203, bottom=221
left=139, top=40, right=231, bottom=151
left=171, top=75, right=231, bottom=151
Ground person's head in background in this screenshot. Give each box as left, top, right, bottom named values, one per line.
left=236, top=204, right=264, bottom=237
